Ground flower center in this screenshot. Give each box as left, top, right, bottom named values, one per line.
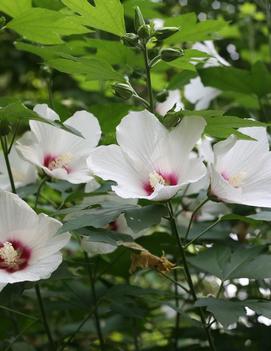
left=149, top=171, right=166, bottom=189
left=0, top=241, right=31, bottom=273
left=221, top=171, right=247, bottom=188
left=144, top=171, right=178, bottom=195
left=44, top=153, right=73, bottom=173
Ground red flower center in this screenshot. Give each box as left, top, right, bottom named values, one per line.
left=43, top=153, right=72, bottom=173
left=0, top=240, right=31, bottom=273
left=143, top=171, right=178, bottom=195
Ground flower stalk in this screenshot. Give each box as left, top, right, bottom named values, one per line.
left=167, top=202, right=217, bottom=351
left=142, top=43, right=154, bottom=113
left=0, top=136, right=16, bottom=194
left=35, top=284, right=56, bottom=350
left=84, top=252, right=105, bottom=350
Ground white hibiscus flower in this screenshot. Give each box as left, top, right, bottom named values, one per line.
left=0, top=191, right=70, bottom=290
left=16, top=104, right=101, bottom=184
left=87, top=110, right=207, bottom=201
left=210, top=127, right=271, bottom=207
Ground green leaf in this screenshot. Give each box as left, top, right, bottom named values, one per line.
left=47, top=56, right=123, bottom=81
left=164, top=13, right=228, bottom=44
left=0, top=0, right=31, bottom=17
left=199, top=63, right=271, bottom=98
left=62, top=0, right=126, bottom=36
left=0, top=101, right=38, bottom=122
left=59, top=202, right=138, bottom=233
left=77, top=228, right=133, bottom=245
left=204, top=115, right=266, bottom=140
left=84, top=39, right=144, bottom=68
left=250, top=61, right=271, bottom=98
left=89, top=103, right=133, bottom=143
left=199, top=66, right=253, bottom=94
left=195, top=298, right=246, bottom=327
left=247, top=211, right=271, bottom=221
left=188, top=244, right=266, bottom=280
left=196, top=298, right=271, bottom=328
left=60, top=208, right=125, bottom=233
left=7, top=8, right=90, bottom=44
left=165, top=49, right=210, bottom=72
left=125, top=205, right=167, bottom=232
left=167, top=70, right=197, bottom=90
left=0, top=100, right=83, bottom=136
left=177, top=110, right=266, bottom=140
left=246, top=300, right=271, bottom=319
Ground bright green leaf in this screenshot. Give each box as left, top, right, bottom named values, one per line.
left=47, top=56, right=123, bottom=81
left=165, top=13, right=228, bottom=44
left=62, top=0, right=126, bottom=36
left=0, top=0, right=31, bottom=17
left=7, top=8, right=90, bottom=44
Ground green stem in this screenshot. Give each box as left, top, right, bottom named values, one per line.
left=35, top=285, right=56, bottom=350
left=47, top=75, right=55, bottom=110
left=167, top=202, right=216, bottom=351
left=142, top=44, right=154, bottom=113
left=34, top=176, right=48, bottom=211
left=132, top=319, right=140, bottom=351
left=184, top=218, right=221, bottom=248
left=7, top=122, right=20, bottom=154
left=173, top=269, right=180, bottom=351
left=160, top=271, right=190, bottom=294
left=0, top=136, right=16, bottom=193
left=265, top=0, right=271, bottom=63
left=216, top=280, right=224, bottom=299
left=184, top=198, right=209, bottom=241
left=33, top=176, right=55, bottom=349
left=59, top=309, right=96, bottom=351
left=84, top=253, right=105, bottom=350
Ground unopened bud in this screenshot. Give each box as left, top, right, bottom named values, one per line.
left=160, top=48, right=183, bottom=62
left=156, top=90, right=169, bottom=103
left=154, top=27, right=179, bottom=40
left=114, top=83, right=134, bottom=100
left=0, top=120, right=10, bottom=136
left=122, top=33, right=139, bottom=47
left=137, top=24, right=151, bottom=40
left=134, top=6, right=145, bottom=31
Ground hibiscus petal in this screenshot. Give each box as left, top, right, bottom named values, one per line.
left=87, top=145, right=147, bottom=198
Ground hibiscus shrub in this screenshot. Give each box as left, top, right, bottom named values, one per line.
left=0, top=0, right=271, bottom=350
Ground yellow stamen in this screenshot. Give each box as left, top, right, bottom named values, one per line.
left=0, top=242, right=19, bottom=267
left=149, top=171, right=165, bottom=189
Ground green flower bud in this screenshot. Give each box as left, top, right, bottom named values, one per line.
left=160, top=48, right=183, bottom=62
left=134, top=6, right=145, bottom=31
left=114, top=83, right=134, bottom=100
left=156, top=90, right=169, bottom=103
left=137, top=24, right=151, bottom=40
left=154, top=27, right=179, bottom=40
left=122, top=33, right=139, bottom=47
left=0, top=120, right=10, bottom=136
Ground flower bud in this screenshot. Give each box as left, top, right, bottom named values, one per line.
left=113, top=83, right=134, bottom=100
left=134, top=6, right=145, bottom=31
left=154, top=27, right=179, bottom=40
left=137, top=24, right=151, bottom=40
left=160, top=48, right=183, bottom=62
left=122, top=33, right=139, bottom=47
left=156, top=90, right=169, bottom=103
left=0, top=120, right=10, bottom=136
